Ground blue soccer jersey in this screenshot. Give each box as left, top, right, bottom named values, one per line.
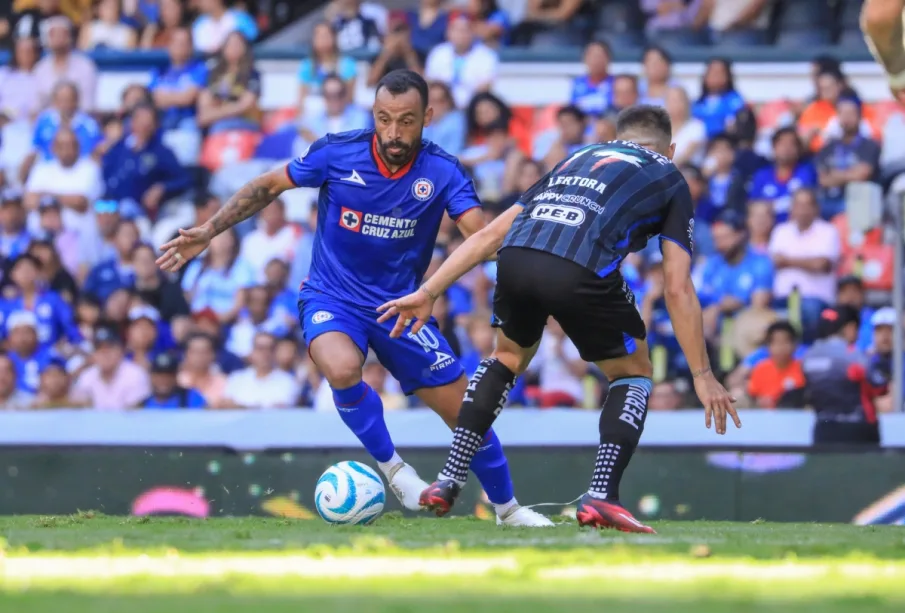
left=287, top=129, right=477, bottom=393
left=286, top=130, right=480, bottom=308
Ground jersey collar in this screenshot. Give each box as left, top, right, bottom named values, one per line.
left=370, top=134, right=417, bottom=179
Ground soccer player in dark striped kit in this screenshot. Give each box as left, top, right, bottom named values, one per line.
left=378, top=105, right=741, bottom=533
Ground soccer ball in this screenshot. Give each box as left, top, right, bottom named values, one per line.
left=314, top=461, right=386, bottom=525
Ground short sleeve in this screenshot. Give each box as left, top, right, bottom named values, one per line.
left=751, top=256, right=774, bottom=292
left=338, top=56, right=357, bottom=81
left=297, top=59, right=314, bottom=85
left=147, top=69, right=161, bottom=91
left=659, top=178, right=695, bottom=257
left=859, top=139, right=882, bottom=167
left=191, top=63, right=208, bottom=87
left=444, top=161, right=482, bottom=220
left=748, top=169, right=768, bottom=199
left=285, top=137, right=330, bottom=188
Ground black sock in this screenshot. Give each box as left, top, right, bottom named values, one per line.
left=588, top=377, right=652, bottom=501
left=439, top=358, right=517, bottom=485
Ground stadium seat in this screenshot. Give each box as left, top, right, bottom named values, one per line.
left=868, top=100, right=905, bottom=132
left=779, top=0, right=831, bottom=28
left=200, top=130, right=261, bottom=172
left=649, top=28, right=710, bottom=48
left=263, top=106, right=299, bottom=134
left=757, top=100, right=795, bottom=132
left=510, top=105, right=536, bottom=156
left=775, top=29, right=832, bottom=47
left=710, top=29, right=770, bottom=48
left=838, top=244, right=895, bottom=291
left=838, top=29, right=869, bottom=51
left=839, top=0, right=863, bottom=29
left=832, top=213, right=884, bottom=256
left=596, top=0, right=645, bottom=34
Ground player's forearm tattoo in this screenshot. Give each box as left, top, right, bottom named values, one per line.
left=207, top=176, right=283, bottom=237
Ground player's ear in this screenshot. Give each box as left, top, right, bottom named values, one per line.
left=666, top=142, right=676, bottom=160
left=423, top=105, right=434, bottom=128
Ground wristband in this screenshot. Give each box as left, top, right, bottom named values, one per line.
left=420, top=285, right=438, bottom=301
left=692, top=367, right=712, bottom=379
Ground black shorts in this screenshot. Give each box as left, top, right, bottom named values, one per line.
left=492, top=247, right=647, bottom=362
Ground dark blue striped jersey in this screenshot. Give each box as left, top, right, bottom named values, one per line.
left=501, top=140, right=695, bottom=276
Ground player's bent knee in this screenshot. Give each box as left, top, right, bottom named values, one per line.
left=320, top=363, right=364, bottom=390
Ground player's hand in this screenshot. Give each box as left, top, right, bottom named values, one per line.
left=156, top=226, right=213, bottom=272
left=693, top=371, right=741, bottom=435
left=376, top=288, right=435, bottom=338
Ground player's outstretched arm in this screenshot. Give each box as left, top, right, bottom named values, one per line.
left=862, top=0, right=905, bottom=102
left=377, top=204, right=523, bottom=338
left=157, top=167, right=294, bottom=272
left=661, top=240, right=741, bottom=435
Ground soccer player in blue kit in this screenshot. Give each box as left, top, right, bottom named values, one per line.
left=157, top=70, right=551, bottom=527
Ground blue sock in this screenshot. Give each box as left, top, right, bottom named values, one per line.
left=332, top=381, right=396, bottom=463
left=470, top=429, right=515, bottom=505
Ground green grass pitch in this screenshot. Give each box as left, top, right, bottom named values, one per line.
left=1, top=513, right=904, bottom=612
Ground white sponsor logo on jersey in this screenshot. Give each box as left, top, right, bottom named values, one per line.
left=312, top=311, right=334, bottom=324
left=341, top=169, right=367, bottom=186
left=530, top=204, right=585, bottom=226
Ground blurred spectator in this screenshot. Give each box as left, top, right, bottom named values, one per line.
left=464, top=0, right=510, bottom=47
left=642, top=0, right=702, bottom=37
left=31, top=356, right=76, bottom=408
left=680, top=165, right=715, bottom=254
left=497, top=156, right=542, bottom=209
left=225, top=285, right=289, bottom=358
left=141, top=351, right=206, bottom=409
left=692, top=58, right=745, bottom=139
left=666, top=86, right=706, bottom=167
left=24, top=127, right=103, bottom=233
left=34, top=16, right=97, bottom=112
left=649, top=381, right=683, bottom=411
left=125, top=305, right=162, bottom=370
left=423, top=81, right=466, bottom=156
left=461, top=310, right=494, bottom=376
left=238, top=199, right=300, bottom=281
left=5, top=310, right=50, bottom=394
left=407, top=0, right=449, bottom=58
left=746, top=200, right=774, bottom=253
left=640, top=46, right=674, bottom=108
left=103, top=104, right=192, bottom=219
left=223, top=331, right=300, bottom=408
left=612, top=74, right=640, bottom=113
left=140, top=0, right=185, bottom=49
left=769, top=188, right=840, bottom=338
left=190, top=309, right=247, bottom=376
left=78, top=0, right=137, bottom=51
left=700, top=133, right=736, bottom=218
left=72, top=324, right=150, bottom=410
left=520, top=0, right=586, bottom=39
left=0, top=37, right=41, bottom=123
left=21, top=81, right=102, bottom=185
left=465, top=92, right=511, bottom=145
left=181, top=229, right=254, bottom=323
left=35, top=198, right=80, bottom=275
left=425, top=13, right=498, bottom=109
left=749, top=127, right=816, bottom=223
left=149, top=27, right=206, bottom=135
left=192, top=0, right=257, bottom=55
left=197, top=31, right=262, bottom=133
left=746, top=321, right=805, bottom=409
left=536, top=104, right=586, bottom=171
left=367, top=12, right=422, bottom=87
left=262, top=258, right=296, bottom=329
left=799, top=69, right=877, bottom=153
left=27, top=239, right=78, bottom=304
left=700, top=0, right=772, bottom=44
left=726, top=105, right=769, bottom=196
left=868, top=307, right=896, bottom=380
left=816, top=96, right=882, bottom=220
left=836, top=275, right=874, bottom=353
left=131, top=244, right=189, bottom=321
left=698, top=212, right=773, bottom=339
left=289, top=206, right=317, bottom=292
left=300, top=74, right=369, bottom=142
left=526, top=317, right=586, bottom=408
left=0, top=190, right=32, bottom=259
left=299, top=22, right=357, bottom=107
left=570, top=40, right=613, bottom=117
left=178, top=331, right=228, bottom=407
left=83, top=219, right=138, bottom=303
left=5, top=0, right=63, bottom=45
left=332, top=0, right=382, bottom=53
left=362, top=350, right=406, bottom=410
left=76, top=198, right=119, bottom=279
left=0, top=352, right=33, bottom=409
left=460, top=119, right=514, bottom=202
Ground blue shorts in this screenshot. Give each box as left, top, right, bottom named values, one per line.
left=298, top=290, right=464, bottom=395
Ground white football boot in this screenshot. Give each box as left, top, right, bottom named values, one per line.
left=496, top=505, right=556, bottom=527
left=386, top=462, right=430, bottom=511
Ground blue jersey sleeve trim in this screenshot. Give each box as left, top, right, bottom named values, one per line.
left=284, top=163, right=298, bottom=187
left=452, top=206, right=481, bottom=224
left=659, top=235, right=692, bottom=257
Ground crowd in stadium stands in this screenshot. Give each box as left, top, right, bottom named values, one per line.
left=0, top=0, right=898, bottom=413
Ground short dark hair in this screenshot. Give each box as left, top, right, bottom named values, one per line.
left=615, top=104, right=672, bottom=148
left=765, top=321, right=797, bottom=344
left=557, top=104, right=586, bottom=123
left=322, top=72, right=346, bottom=94
left=771, top=126, right=800, bottom=147
left=375, top=69, right=428, bottom=111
